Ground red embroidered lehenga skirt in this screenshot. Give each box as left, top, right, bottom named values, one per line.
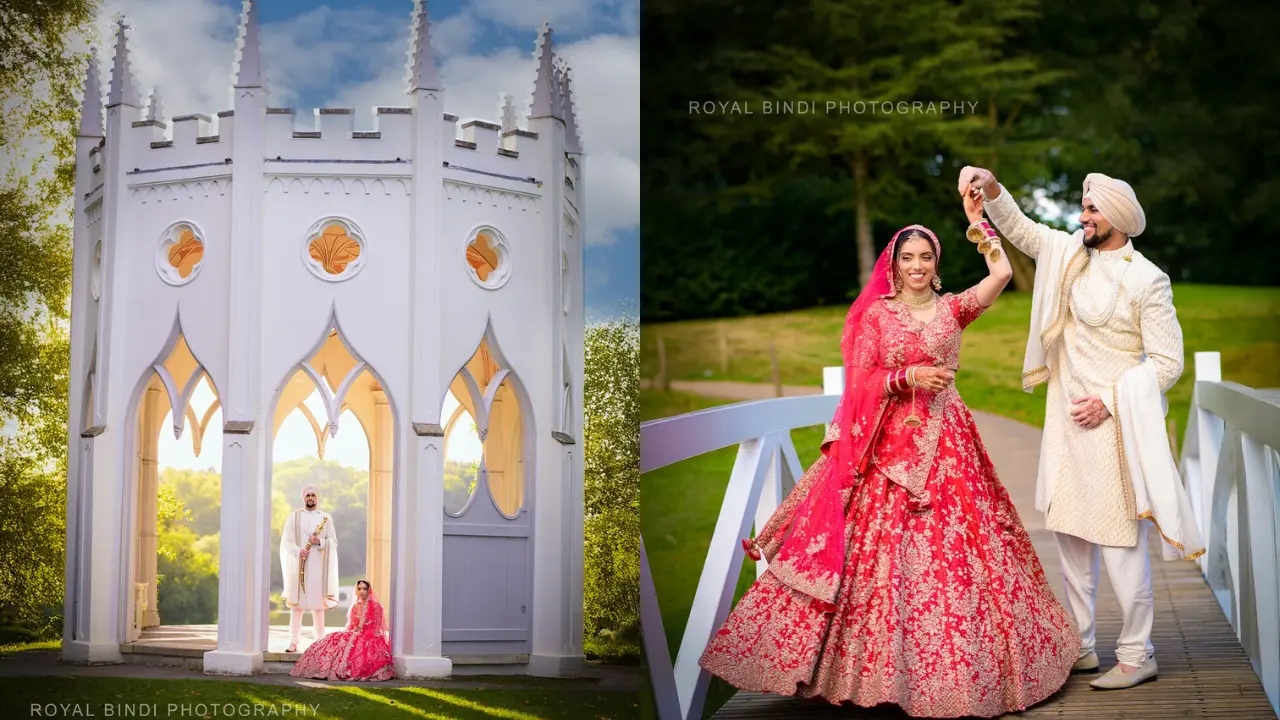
left=699, top=401, right=1080, bottom=717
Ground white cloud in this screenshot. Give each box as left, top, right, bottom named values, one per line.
left=329, top=28, right=639, bottom=247
left=430, top=11, right=483, bottom=57
left=468, top=0, right=638, bottom=36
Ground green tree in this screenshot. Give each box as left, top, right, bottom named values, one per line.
left=583, top=317, right=640, bottom=661
left=0, top=0, right=97, bottom=641
left=154, top=484, right=218, bottom=625
left=1006, top=0, right=1280, bottom=285
left=695, top=0, right=1065, bottom=288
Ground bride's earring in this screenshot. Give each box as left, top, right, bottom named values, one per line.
left=894, top=273, right=904, bottom=292
left=932, top=274, right=942, bottom=291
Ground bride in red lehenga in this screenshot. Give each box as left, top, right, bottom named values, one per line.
left=699, top=202, right=1080, bottom=717
left=290, top=579, right=394, bottom=682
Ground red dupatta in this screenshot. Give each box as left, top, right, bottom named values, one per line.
left=746, top=225, right=942, bottom=609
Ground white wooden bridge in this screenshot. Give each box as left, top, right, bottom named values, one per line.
left=641, top=352, right=1279, bottom=719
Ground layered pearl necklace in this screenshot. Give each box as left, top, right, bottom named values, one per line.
left=1072, top=250, right=1133, bottom=328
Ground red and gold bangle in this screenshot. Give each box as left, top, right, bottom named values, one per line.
left=967, top=219, right=999, bottom=245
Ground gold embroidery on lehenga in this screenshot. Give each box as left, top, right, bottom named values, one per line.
left=700, top=284, right=1079, bottom=716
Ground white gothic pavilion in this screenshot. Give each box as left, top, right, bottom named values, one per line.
left=62, top=0, right=586, bottom=678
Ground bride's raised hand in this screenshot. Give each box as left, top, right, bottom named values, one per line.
left=962, top=185, right=984, bottom=222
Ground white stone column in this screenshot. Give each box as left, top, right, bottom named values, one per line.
left=138, top=383, right=162, bottom=629
left=63, top=45, right=104, bottom=652
left=397, top=3, right=451, bottom=678
left=62, top=427, right=127, bottom=664
left=526, top=78, right=579, bottom=675
left=206, top=425, right=266, bottom=675
left=368, top=388, right=393, bottom=623
left=396, top=427, right=451, bottom=678
left=63, top=20, right=143, bottom=666
left=206, top=2, right=268, bottom=675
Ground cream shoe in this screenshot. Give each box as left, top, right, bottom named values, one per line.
left=1089, top=658, right=1158, bottom=690
left=1072, top=651, right=1100, bottom=673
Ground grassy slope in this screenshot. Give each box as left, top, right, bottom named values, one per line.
left=641, top=284, right=1280, bottom=431
left=640, top=284, right=1280, bottom=717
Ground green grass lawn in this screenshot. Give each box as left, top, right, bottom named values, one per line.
left=639, top=284, right=1280, bottom=718
left=642, top=284, right=1280, bottom=432
left=3, top=676, right=636, bottom=719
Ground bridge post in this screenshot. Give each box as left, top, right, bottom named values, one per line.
left=1192, top=352, right=1222, bottom=557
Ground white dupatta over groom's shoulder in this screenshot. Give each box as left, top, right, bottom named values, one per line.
left=1115, top=362, right=1205, bottom=560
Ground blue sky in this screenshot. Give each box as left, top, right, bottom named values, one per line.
left=91, top=0, right=638, bottom=322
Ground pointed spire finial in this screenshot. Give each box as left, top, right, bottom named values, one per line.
left=552, top=58, right=566, bottom=119
left=407, top=0, right=440, bottom=92
left=500, top=93, right=519, bottom=134
left=529, top=21, right=557, bottom=119
left=233, top=0, right=263, bottom=87
left=146, top=86, right=164, bottom=122
left=107, top=18, right=141, bottom=107
left=560, top=63, right=582, bottom=153
left=79, top=47, right=104, bottom=136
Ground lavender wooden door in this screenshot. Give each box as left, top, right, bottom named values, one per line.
left=441, top=371, right=532, bottom=660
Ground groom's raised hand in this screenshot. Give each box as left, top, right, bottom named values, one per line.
left=1069, top=396, right=1111, bottom=429
left=958, top=166, right=999, bottom=200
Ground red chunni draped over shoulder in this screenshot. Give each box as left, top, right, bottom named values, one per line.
left=743, top=226, right=941, bottom=609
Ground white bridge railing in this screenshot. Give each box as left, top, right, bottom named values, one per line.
left=1179, top=352, right=1280, bottom=716
left=642, top=353, right=1280, bottom=718
left=640, top=371, right=842, bottom=720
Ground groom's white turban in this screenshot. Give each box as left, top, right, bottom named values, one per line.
left=1083, top=173, right=1146, bottom=237
left=300, top=484, right=320, bottom=502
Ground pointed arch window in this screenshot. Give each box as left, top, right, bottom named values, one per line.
left=443, top=336, right=525, bottom=518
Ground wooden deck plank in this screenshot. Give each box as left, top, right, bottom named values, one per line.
left=713, top=412, right=1275, bottom=719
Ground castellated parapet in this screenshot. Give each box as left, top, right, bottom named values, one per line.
left=64, top=0, right=587, bottom=681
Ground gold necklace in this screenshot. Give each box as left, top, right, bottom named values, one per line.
left=897, top=290, right=937, bottom=309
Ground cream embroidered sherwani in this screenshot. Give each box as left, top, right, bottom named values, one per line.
left=280, top=509, right=339, bottom=609
left=983, top=185, right=1185, bottom=548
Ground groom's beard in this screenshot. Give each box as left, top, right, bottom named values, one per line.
left=305, top=500, right=316, bottom=510
left=1083, top=225, right=1113, bottom=249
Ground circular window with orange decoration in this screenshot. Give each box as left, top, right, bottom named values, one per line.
left=302, top=217, right=366, bottom=282
left=155, top=222, right=206, bottom=286
left=465, top=226, right=511, bottom=290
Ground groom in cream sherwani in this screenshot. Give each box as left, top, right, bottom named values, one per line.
left=280, top=484, right=339, bottom=653
left=957, top=166, right=1204, bottom=690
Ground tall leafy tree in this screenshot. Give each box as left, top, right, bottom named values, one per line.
left=0, top=0, right=97, bottom=639
left=692, top=0, right=1065, bottom=287
left=1011, top=0, right=1280, bottom=285
left=583, top=317, right=640, bottom=660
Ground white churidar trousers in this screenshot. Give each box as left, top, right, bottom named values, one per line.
left=289, top=607, right=325, bottom=647
left=1054, top=524, right=1155, bottom=666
